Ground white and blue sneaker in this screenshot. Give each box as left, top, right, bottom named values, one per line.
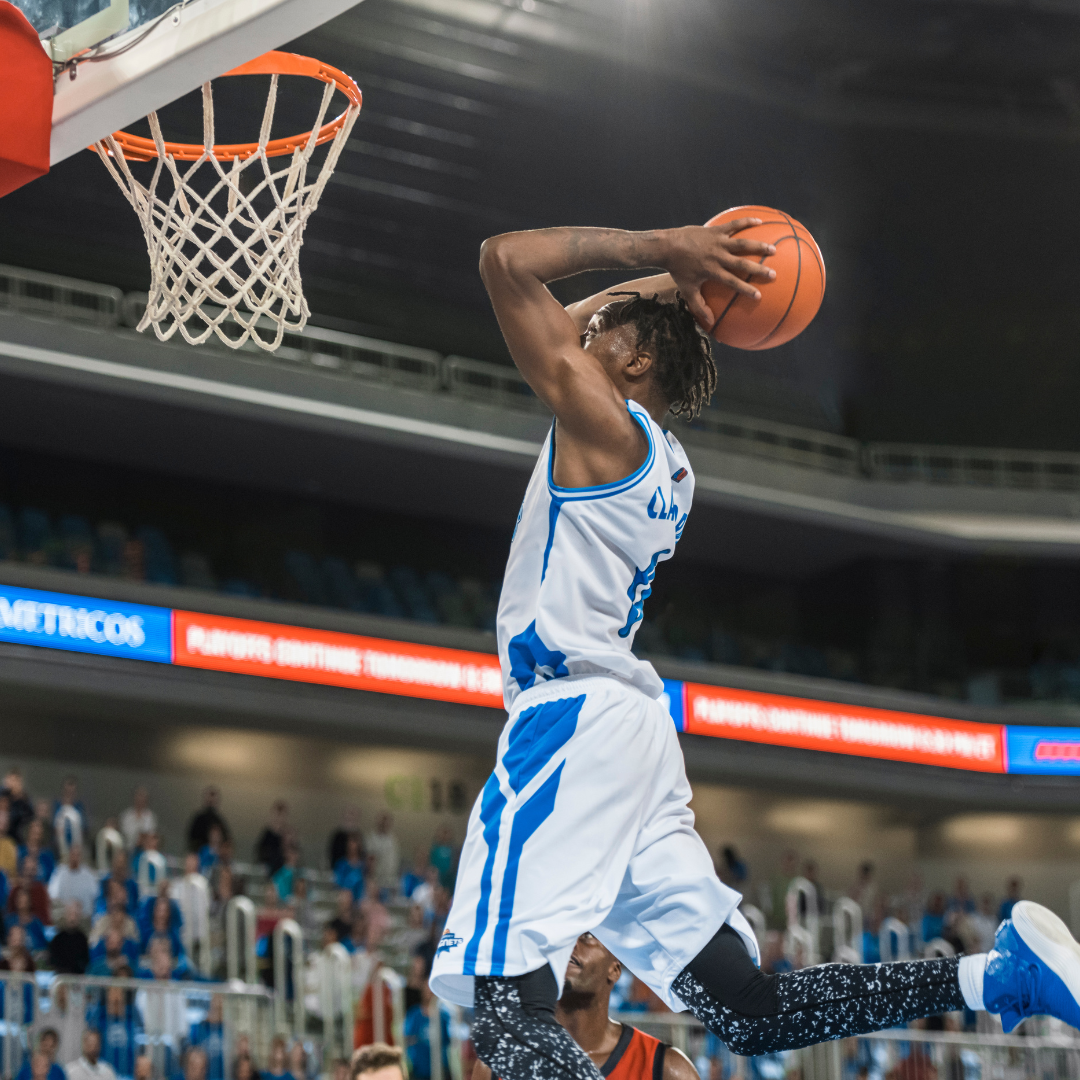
left=983, top=901, right=1080, bottom=1032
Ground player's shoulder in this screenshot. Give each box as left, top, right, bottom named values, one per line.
left=661, top=1044, right=701, bottom=1080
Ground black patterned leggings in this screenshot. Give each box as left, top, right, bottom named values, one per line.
left=672, top=925, right=967, bottom=1056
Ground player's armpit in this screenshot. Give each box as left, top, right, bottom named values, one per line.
left=663, top=1046, right=702, bottom=1080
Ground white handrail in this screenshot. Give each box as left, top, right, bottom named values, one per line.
left=272, top=918, right=306, bottom=1038
left=226, top=896, right=258, bottom=985
left=319, top=942, right=353, bottom=1062
left=54, top=805, right=83, bottom=859
left=740, top=903, right=766, bottom=943
left=923, top=936, right=956, bottom=959
left=177, top=872, right=212, bottom=977
left=137, top=849, right=167, bottom=897
left=832, top=896, right=863, bottom=964
left=878, top=916, right=911, bottom=961
left=785, top=876, right=819, bottom=966
left=95, top=826, right=124, bottom=873
left=429, top=995, right=444, bottom=1080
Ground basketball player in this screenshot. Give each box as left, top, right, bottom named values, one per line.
left=472, top=933, right=698, bottom=1080
left=429, top=222, right=1080, bottom=1080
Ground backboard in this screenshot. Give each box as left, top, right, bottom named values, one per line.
left=9, top=0, right=366, bottom=165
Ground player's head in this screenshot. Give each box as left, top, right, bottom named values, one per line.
left=558, top=932, right=622, bottom=1013
left=584, top=292, right=716, bottom=419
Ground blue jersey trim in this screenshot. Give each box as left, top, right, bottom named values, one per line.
left=545, top=404, right=656, bottom=501
left=462, top=774, right=508, bottom=975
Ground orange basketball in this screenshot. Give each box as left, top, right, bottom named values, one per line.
left=701, top=205, right=825, bottom=350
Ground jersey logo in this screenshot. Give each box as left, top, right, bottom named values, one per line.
left=618, top=548, right=671, bottom=638
left=437, top=931, right=463, bottom=955
left=647, top=486, right=680, bottom=522
left=671, top=468, right=688, bottom=483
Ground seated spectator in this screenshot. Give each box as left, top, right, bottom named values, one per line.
left=946, top=876, right=975, bottom=917
left=2, top=923, right=36, bottom=972
left=327, top=890, right=353, bottom=945
left=287, top=1044, right=306, bottom=1080
left=261, top=1038, right=295, bottom=1080
left=53, top=777, right=88, bottom=853
left=20, top=1051, right=51, bottom=1080
left=140, top=895, right=185, bottom=961
left=98, top=986, right=140, bottom=1080
left=922, top=892, right=947, bottom=945
left=98, top=852, right=139, bottom=916
left=92, top=882, right=141, bottom=948
left=428, top=827, right=455, bottom=891
left=5, top=880, right=47, bottom=951
left=999, top=877, right=1023, bottom=922
left=272, top=843, right=300, bottom=902
left=0, top=798, right=20, bottom=876
left=12, top=854, right=52, bottom=922
left=399, top=850, right=426, bottom=900
left=67, top=1030, right=118, bottom=1080
left=50, top=900, right=90, bottom=974
left=189, top=997, right=225, bottom=1080
left=49, top=844, right=98, bottom=918
left=138, top=937, right=180, bottom=981
left=14, top=1030, right=65, bottom=1080
left=231, top=1058, right=255, bottom=1080
left=88, top=929, right=140, bottom=976
left=349, top=1046, right=405, bottom=1080
left=132, top=833, right=166, bottom=895
left=329, top=1061, right=348, bottom=1080
left=20, top=820, right=55, bottom=883
left=409, top=868, right=438, bottom=920
left=198, top=825, right=224, bottom=877
left=334, top=837, right=366, bottom=900
left=188, top=788, right=229, bottom=854
left=133, top=1058, right=154, bottom=1080
left=717, top=844, right=748, bottom=888
left=255, top=803, right=289, bottom=876
left=119, top=789, right=157, bottom=854
left=365, top=815, right=399, bottom=902
left=403, top=976, right=448, bottom=1080
left=171, top=1047, right=207, bottom=1080
left=2, top=771, right=34, bottom=844
left=328, top=808, right=361, bottom=872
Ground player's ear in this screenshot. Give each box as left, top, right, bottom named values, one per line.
left=608, top=959, right=622, bottom=986
left=626, top=349, right=654, bottom=379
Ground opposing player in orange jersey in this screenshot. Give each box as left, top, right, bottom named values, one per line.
left=473, top=933, right=698, bottom=1080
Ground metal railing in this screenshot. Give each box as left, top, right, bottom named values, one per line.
left=0, top=264, right=122, bottom=328
left=8, top=262, right=1080, bottom=490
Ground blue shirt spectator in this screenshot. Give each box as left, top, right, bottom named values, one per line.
left=999, top=877, right=1023, bottom=923
left=189, top=998, right=225, bottom=1080
left=13, top=1060, right=65, bottom=1080
left=5, top=912, right=47, bottom=952
left=404, top=997, right=450, bottom=1080
left=97, top=989, right=141, bottom=1080
left=97, top=864, right=139, bottom=917
left=333, top=836, right=366, bottom=900
left=17, top=847, right=54, bottom=884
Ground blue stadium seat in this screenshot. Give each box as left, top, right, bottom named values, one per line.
left=17, top=508, right=55, bottom=565
left=427, top=571, right=474, bottom=627
left=389, top=565, right=439, bottom=623
left=58, top=514, right=95, bottom=573
left=96, top=521, right=129, bottom=577
left=284, top=551, right=327, bottom=607
left=322, top=556, right=361, bottom=610
left=354, top=561, right=405, bottom=618
left=137, top=526, right=178, bottom=585
left=180, top=552, right=217, bottom=591
left=221, top=578, right=259, bottom=598
left=0, top=505, right=14, bottom=562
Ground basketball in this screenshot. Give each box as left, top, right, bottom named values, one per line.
left=701, top=205, right=826, bottom=350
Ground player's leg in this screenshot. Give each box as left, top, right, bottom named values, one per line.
left=674, top=899, right=1080, bottom=1053
left=429, top=677, right=677, bottom=1080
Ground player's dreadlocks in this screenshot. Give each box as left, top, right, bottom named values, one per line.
left=594, top=291, right=717, bottom=420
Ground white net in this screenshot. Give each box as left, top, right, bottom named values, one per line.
left=94, top=73, right=360, bottom=352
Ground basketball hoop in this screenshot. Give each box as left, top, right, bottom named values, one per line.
left=93, top=51, right=362, bottom=352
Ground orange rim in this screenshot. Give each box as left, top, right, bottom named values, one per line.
left=101, top=51, right=362, bottom=162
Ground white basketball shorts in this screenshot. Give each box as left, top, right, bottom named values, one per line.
left=430, top=674, right=758, bottom=1011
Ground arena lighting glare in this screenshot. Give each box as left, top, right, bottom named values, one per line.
left=2, top=581, right=1080, bottom=775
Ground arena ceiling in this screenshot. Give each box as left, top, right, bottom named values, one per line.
left=4, top=0, right=1080, bottom=451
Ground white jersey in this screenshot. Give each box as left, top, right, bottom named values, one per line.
left=496, top=400, right=694, bottom=710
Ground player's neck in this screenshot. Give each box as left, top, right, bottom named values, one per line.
left=556, top=999, right=619, bottom=1056
left=624, top=388, right=669, bottom=428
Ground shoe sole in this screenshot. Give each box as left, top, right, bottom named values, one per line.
left=1013, top=900, right=1080, bottom=1009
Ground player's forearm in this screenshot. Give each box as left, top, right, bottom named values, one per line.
left=564, top=273, right=676, bottom=333
left=479, top=228, right=675, bottom=294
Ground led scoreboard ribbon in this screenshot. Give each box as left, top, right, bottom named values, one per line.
left=2, top=581, right=1079, bottom=774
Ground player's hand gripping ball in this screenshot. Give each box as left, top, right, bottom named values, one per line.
left=702, top=205, right=825, bottom=350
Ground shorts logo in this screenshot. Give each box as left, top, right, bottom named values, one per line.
left=437, top=931, right=463, bottom=955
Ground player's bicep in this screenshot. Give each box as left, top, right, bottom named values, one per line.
left=664, top=1047, right=702, bottom=1080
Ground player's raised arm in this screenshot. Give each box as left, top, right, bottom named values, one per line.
left=478, top=224, right=775, bottom=484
